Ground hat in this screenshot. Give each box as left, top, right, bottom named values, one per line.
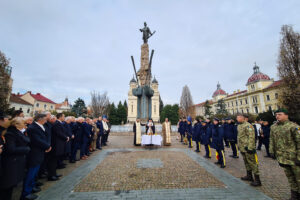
left=213, top=118, right=220, bottom=122
left=225, top=117, right=231, bottom=120
left=187, top=116, right=192, bottom=122
left=274, top=108, right=288, bottom=115
left=102, top=115, right=107, bottom=119
left=201, top=121, right=207, bottom=124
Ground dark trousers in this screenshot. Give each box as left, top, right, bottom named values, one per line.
left=257, top=136, right=263, bottom=150
left=217, top=149, right=226, bottom=166
left=0, top=186, right=14, bottom=200
left=38, top=153, right=49, bottom=176
left=225, top=140, right=230, bottom=147
left=195, top=141, right=200, bottom=151
left=47, top=154, right=57, bottom=178
left=96, top=134, right=102, bottom=148
left=71, top=141, right=79, bottom=161
left=80, top=139, right=89, bottom=157
left=22, top=165, right=40, bottom=197
left=205, top=144, right=211, bottom=158
left=229, top=141, right=238, bottom=157
left=263, top=141, right=270, bottom=156
left=102, top=134, right=108, bottom=145
left=187, top=136, right=192, bottom=147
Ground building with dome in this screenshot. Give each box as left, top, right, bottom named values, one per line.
left=195, top=63, right=282, bottom=116
left=127, top=76, right=160, bottom=123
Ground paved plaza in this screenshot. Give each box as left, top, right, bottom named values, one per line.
left=9, top=133, right=290, bottom=200
left=12, top=133, right=290, bottom=200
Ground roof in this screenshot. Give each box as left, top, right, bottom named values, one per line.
left=247, top=63, right=270, bottom=85
left=265, top=80, right=283, bottom=90
left=212, top=82, right=226, bottom=97
left=28, top=92, right=56, bottom=104
left=152, top=76, right=158, bottom=84
left=194, top=100, right=213, bottom=107
left=130, top=76, right=137, bottom=84
left=10, top=94, right=33, bottom=105
left=227, top=90, right=247, bottom=98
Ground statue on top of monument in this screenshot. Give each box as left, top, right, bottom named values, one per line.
left=140, top=22, right=155, bottom=44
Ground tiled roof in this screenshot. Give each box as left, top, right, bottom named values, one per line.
left=194, top=100, right=213, bottom=107
left=265, top=80, right=283, bottom=89
left=10, top=94, right=32, bottom=105
left=227, top=90, right=247, bottom=98
left=24, top=92, right=56, bottom=104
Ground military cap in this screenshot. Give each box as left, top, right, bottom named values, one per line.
left=213, top=118, right=220, bottom=122
left=225, top=117, right=231, bottom=120
left=274, top=108, right=288, bottom=115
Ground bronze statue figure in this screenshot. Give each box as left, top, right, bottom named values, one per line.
left=140, top=22, right=155, bottom=44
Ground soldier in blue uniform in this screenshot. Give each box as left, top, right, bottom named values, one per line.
left=224, top=118, right=239, bottom=158
left=261, top=120, right=271, bottom=157
left=210, top=118, right=226, bottom=168
left=80, top=119, right=92, bottom=159
left=178, top=118, right=186, bottom=143
left=201, top=121, right=211, bottom=158
left=186, top=117, right=193, bottom=148
left=193, top=119, right=202, bottom=152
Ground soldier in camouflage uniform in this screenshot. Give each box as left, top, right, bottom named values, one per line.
left=270, top=109, right=300, bottom=200
left=236, top=113, right=262, bottom=187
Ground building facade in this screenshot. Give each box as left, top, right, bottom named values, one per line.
left=127, top=77, right=160, bottom=123
left=19, top=91, right=56, bottom=114
left=9, top=94, right=33, bottom=117
left=55, top=97, right=72, bottom=113
left=195, top=64, right=282, bottom=117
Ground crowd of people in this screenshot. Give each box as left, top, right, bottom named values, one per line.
left=0, top=110, right=111, bottom=200
left=177, top=109, right=300, bottom=200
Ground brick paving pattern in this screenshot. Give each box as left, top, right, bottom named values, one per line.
left=9, top=133, right=288, bottom=200
left=74, top=151, right=224, bottom=192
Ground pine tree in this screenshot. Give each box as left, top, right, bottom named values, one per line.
left=117, top=101, right=127, bottom=124
left=0, top=51, right=12, bottom=112
left=216, top=99, right=228, bottom=115
left=108, top=103, right=118, bottom=125
left=204, top=100, right=213, bottom=118
left=72, top=98, right=87, bottom=117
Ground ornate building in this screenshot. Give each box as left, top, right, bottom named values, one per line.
left=127, top=76, right=160, bottom=123
left=195, top=63, right=282, bottom=117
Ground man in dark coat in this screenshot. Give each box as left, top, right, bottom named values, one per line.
left=193, top=119, right=202, bottom=152
left=210, top=118, right=226, bottom=168
left=62, top=117, right=73, bottom=161
left=261, top=121, right=271, bottom=157
left=81, top=119, right=92, bottom=159
left=178, top=118, right=187, bottom=143
left=21, top=114, right=51, bottom=200
left=48, top=113, right=69, bottom=181
left=224, top=118, right=239, bottom=158
left=185, top=119, right=193, bottom=148
left=0, top=118, right=30, bottom=200
left=96, top=117, right=104, bottom=150
left=201, top=121, right=211, bottom=158
left=70, top=117, right=82, bottom=163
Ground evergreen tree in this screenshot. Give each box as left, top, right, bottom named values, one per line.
left=108, top=103, right=118, bottom=125
left=216, top=99, right=228, bottom=115
left=159, top=96, right=164, bottom=116
left=72, top=98, right=87, bottom=117
left=204, top=100, right=213, bottom=118
left=117, top=101, right=127, bottom=124
left=160, top=104, right=179, bottom=125
left=0, top=51, right=12, bottom=112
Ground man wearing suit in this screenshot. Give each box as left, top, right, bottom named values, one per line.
left=96, top=117, right=104, bottom=150
left=21, top=114, right=51, bottom=200
left=81, top=118, right=92, bottom=160
left=48, top=113, right=69, bottom=181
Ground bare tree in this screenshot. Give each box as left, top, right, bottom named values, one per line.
left=277, top=25, right=300, bottom=122
left=90, top=91, right=110, bottom=118
left=180, top=85, right=194, bottom=117
left=0, top=51, right=12, bottom=112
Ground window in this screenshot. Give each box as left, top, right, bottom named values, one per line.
left=275, top=93, right=278, bottom=99
left=20, top=107, right=22, bottom=111
left=44, top=104, right=47, bottom=109
left=268, top=106, right=272, bottom=111
left=231, top=102, right=233, bottom=107
left=154, top=105, right=156, bottom=114
left=27, top=109, right=30, bottom=113
left=236, top=101, right=238, bottom=106
left=227, top=103, right=230, bottom=107
left=131, top=105, right=133, bottom=113
left=241, top=109, right=244, bottom=113
left=254, top=106, right=258, bottom=114
left=252, top=96, right=258, bottom=103
left=240, top=100, right=243, bottom=105
left=266, top=95, right=270, bottom=101
left=50, top=105, right=53, bottom=109
left=245, top=98, right=248, bottom=104
left=251, top=85, right=255, bottom=90
left=236, top=109, right=238, bottom=113
left=246, top=108, right=249, bottom=113
left=36, top=103, right=39, bottom=107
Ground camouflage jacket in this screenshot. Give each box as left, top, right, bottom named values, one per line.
left=269, top=120, right=300, bottom=165
left=237, top=122, right=256, bottom=153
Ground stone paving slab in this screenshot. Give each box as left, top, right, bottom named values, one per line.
left=37, top=148, right=271, bottom=200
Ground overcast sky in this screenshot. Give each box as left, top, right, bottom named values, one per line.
left=1, top=0, right=300, bottom=106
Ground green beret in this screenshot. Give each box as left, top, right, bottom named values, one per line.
left=275, top=108, right=288, bottom=115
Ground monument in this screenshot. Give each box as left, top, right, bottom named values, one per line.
left=127, top=22, right=160, bottom=123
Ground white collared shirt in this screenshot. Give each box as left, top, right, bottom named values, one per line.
left=35, top=121, right=45, bottom=132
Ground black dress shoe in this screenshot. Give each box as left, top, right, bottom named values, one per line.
left=75, top=159, right=80, bottom=161
left=32, top=187, right=41, bottom=193
left=56, top=174, right=62, bottom=178
left=36, top=181, right=43, bottom=187
left=24, top=194, right=38, bottom=200
left=48, top=176, right=59, bottom=181
left=57, top=165, right=66, bottom=169
left=69, top=160, right=76, bottom=163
